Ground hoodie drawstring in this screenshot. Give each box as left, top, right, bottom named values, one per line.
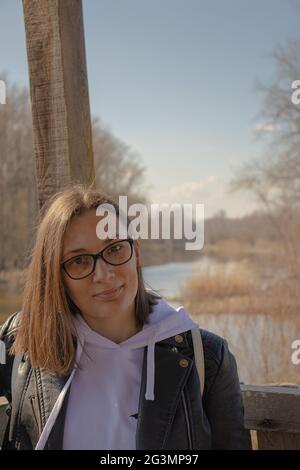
left=145, top=329, right=157, bottom=401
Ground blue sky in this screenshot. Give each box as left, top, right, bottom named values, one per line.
left=1, top=0, right=300, bottom=216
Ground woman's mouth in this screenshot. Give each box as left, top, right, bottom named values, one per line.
left=93, top=284, right=125, bottom=301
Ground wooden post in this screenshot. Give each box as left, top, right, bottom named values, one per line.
left=22, top=0, right=95, bottom=210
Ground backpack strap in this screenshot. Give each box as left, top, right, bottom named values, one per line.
left=191, top=327, right=205, bottom=397
left=0, top=339, right=6, bottom=365
left=0, top=338, right=22, bottom=401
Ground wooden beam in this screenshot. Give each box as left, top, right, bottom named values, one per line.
left=241, top=384, right=300, bottom=433
left=22, top=0, right=95, bottom=210
left=241, top=384, right=300, bottom=450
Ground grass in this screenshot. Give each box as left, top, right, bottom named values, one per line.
left=180, top=249, right=300, bottom=386
left=0, top=269, right=24, bottom=324
left=0, top=291, right=22, bottom=324
left=180, top=252, right=300, bottom=316
left=203, top=239, right=282, bottom=261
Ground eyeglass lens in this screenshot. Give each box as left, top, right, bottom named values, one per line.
left=63, top=240, right=132, bottom=279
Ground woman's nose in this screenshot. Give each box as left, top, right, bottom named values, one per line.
left=92, top=257, right=115, bottom=282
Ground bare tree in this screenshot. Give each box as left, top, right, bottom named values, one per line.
left=0, top=78, right=150, bottom=271
left=92, top=117, right=149, bottom=205
left=230, top=39, right=300, bottom=276
left=0, top=76, right=38, bottom=270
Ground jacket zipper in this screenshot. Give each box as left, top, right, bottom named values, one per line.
left=29, top=395, right=43, bottom=436
left=31, top=368, right=44, bottom=436
left=182, top=389, right=192, bottom=450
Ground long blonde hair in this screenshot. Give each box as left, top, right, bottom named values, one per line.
left=11, top=185, right=159, bottom=375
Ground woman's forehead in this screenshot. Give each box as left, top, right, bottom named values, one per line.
left=69, top=209, right=120, bottom=233
left=63, top=210, right=121, bottom=253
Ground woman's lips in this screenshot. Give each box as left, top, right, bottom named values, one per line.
left=93, top=284, right=124, bottom=301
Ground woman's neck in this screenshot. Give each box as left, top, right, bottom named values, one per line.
left=79, top=309, right=142, bottom=344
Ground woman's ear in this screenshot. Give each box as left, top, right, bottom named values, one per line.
left=134, top=239, right=141, bottom=268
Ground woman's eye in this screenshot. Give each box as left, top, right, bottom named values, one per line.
left=72, top=256, right=87, bottom=265
left=108, top=244, right=122, bottom=254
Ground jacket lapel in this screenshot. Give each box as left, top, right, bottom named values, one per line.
left=136, top=335, right=193, bottom=450
left=38, top=368, right=70, bottom=449
left=38, top=368, right=70, bottom=425
left=9, top=354, right=31, bottom=444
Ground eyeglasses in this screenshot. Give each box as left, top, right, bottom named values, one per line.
left=61, top=239, right=134, bottom=280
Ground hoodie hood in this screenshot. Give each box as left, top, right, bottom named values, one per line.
left=74, top=295, right=199, bottom=401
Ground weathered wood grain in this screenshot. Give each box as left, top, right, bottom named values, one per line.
left=241, top=384, right=300, bottom=450
left=22, top=0, right=95, bottom=210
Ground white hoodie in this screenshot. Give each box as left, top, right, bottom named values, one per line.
left=35, top=297, right=198, bottom=450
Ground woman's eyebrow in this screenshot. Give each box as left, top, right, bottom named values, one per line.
left=64, top=248, right=89, bottom=256
left=64, top=238, right=120, bottom=258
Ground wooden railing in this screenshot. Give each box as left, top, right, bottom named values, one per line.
left=1, top=384, right=300, bottom=449
left=241, top=384, right=300, bottom=450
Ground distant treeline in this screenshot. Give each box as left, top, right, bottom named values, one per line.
left=0, top=77, right=297, bottom=271
left=0, top=78, right=148, bottom=270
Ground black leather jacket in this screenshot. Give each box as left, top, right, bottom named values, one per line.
left=0, top=312, right=250, bottom=450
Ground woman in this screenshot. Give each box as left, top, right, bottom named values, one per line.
left=0, top=185, right=250, bottom=450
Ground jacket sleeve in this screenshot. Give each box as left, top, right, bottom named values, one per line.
left=0, top=314, right=18, bottom=450
left=0, top=312, right=20, bottom=399
left=203, top=337, right=251, bottom=450
left=0, top=322, right=8, bottom=398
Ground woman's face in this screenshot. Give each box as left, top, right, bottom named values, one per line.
left=61, top=209, right=140, bottom=325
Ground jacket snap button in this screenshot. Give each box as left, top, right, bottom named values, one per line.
left=179, top=359, right=189, bottom=368
left=175, top=334, right=183, bottom=343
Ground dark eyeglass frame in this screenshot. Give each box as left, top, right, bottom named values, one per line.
left=61, top=238, right=134, bottom=280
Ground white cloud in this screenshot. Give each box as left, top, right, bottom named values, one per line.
left=149, top=176, right=258, bottom=218
left=254, top=122, right=277, bottom=133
